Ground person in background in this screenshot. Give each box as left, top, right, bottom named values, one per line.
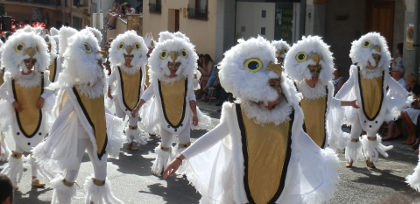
left=0, top=174, right=13, bottom=204
left=333, top=68, right=345, bottom=95
left=393, top=42, right=404, bottom=68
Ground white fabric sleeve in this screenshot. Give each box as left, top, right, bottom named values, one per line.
left=0, top=80, right=15, bottom=103
left=107, top=70, right=117, bottom=88
left=330, top=97, right=342, bottom=108
left=387, top=75, right=410, bottom=97
left=140, top=85, right=154, bottom=101
left=182, top=121, right=229, bottom=159
left=188, top=86, right=196, bottom=101
left=335, top=73, right=354, bottom=99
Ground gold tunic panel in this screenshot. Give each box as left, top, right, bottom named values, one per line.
left=0, top=72, right=4, bottom=85
left=75, top=89, right=107, bottom=157
left=242, top=108, right=290, bottom=204
left=14, top=82, right=42, bottom=136
left=48, top=60, right=56, bottom=82
left=120, top=68, right=141, bottom=110
left=160, top=78, right=186, bottom=126
left=360, top=75, right=382, bottom=119
left=145, top=65, right=151, bottom=87
left=300, top=96, right=327, bottom=147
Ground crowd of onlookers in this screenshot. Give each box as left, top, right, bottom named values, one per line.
left=107, top=1, right=142, bottom=29
left=195, top=54, right=229, bottom=108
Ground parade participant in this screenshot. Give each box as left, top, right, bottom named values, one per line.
left=271, top=39, right=289, bottom=65
left=335, top=32, right=411, bottom=168
left=0, top=29, right=54, bottom=188
left=44, top=34, right=58, bottom=82
left=32, top=29, right=124, bottom=203
left=56, top=26, right=78, bottom=78
left=284, top=35, right=359, bottom=148
left=132, top=31, right=210, bottom=176
left=164, top=36, right=339, bottom=203
left=0, top=39, right=10, bottom=162
left=108, top=30, right=148, bottom=150
left=407, top=149, right=420, bottom=192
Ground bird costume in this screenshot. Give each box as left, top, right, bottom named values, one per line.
left=134, top=31, right=210, bottom=175
left=284, top=36, right=343, bottom=148
left=108, top=30, right=148, bottom=149
left=271, top=39, right=289, bottom=65
left=0, top=39, right=10, bottom=162
left=167, top=36, right=339, bottom=204
left=335, top=32, right=411, bottom=168
left=0, top=28, right=54, bottom=188
left=32, top=29, right=124, bottom=204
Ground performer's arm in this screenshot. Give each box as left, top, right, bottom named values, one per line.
left=189, top=88, right=198, bottom=126
left=388, top=75, right=410, bottom=97
left=0, top=80, right=21, bottom=112
left=131, top=86, right=153, bottom=117
left=107, top=71, right=117, bottom=99
left=334, top=75, right=354, bottom=99
left=163, top=121, right=229, bottom=178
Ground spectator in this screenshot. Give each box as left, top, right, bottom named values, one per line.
left=393, top=42, right=404, bottom=69
left=390, top=63, right=408, bottom=90
left=197, top=54, right=214, bottom=100
left=401, top=72, right=420, bottom=145
left=333, top=68, right=345, bottom=95
left=0, top=174, right=13, bottom=204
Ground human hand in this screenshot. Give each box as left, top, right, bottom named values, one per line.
left=192, top=115, right=198, bottom=126
left=163, top=155, right=185, bottom=179
left=13, top=101, right=23, bottom=112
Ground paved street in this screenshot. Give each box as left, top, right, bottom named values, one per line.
left=1, top=102, right=420, bottom=204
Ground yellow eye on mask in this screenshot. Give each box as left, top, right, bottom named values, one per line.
left=244, top=58, right=263, bottom=72
left=160, top=50, right=168, bottom=60
left=295, top=52, right=307, bottom=62
left=134, top=42, right=141, bottom=50
left=180, top=49, right=188, bottom=58
left=83, top=42, right=92, bottom=54
left=362, top=40, right=371, bottom=48
left=118, top=42, right=124, bottom=50
left=15, top=43, right=25, bottom=53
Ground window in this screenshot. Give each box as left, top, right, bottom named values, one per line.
left=187, top=0, right=208, bottom=20
left=262, top=10, right=266, bottom=18
left=261, top=27, right=266, bottom=35
left=149, top=0, right=162, bottom=14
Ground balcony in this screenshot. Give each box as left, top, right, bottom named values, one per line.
left=2, top=0, right=58, bottom=6
left=149, top=3, right=161, bottom=14
left=187, top=7, right=207, bottom=20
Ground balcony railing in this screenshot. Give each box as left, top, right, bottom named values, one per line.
left=187, top=7, right=207, bottom=20
left=3, top=0, right=58, bottom=6
left=149, top=3, right=161, bottom=14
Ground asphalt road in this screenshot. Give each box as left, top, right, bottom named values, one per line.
left=1, top=102, right=420, bottom=204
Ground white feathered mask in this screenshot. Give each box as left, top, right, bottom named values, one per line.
left=109, top=30, right=148, bottom=72
left=44, top=35, right=57, bottom=63
left=271, top=40, right=290, bottom=60
left=284, top=35, right=334, bottom=84
left=219, top=36, right=299, bottom=104
left=1, top=31, right=49, bottom=77
left=349, top=32, right=391, bottom=70
left=56, top=30, right=103, bottom=87
left=149, top=32, right=197, bottom=82
left=58, top=26, right=78, bottom=57
left=82, top=27, right=103, bottom=44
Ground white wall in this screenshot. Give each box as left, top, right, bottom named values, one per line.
left=236, top=2, right=275, bottom=40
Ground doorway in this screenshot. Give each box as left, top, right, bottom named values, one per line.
left=366, top=0, right=395, bottom=49
left=168, top=9, right=180, bottom=32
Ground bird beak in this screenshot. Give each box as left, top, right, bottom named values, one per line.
left=125, top=46, right=133, bottom=55
left=26, top=47, right=36, bottom=57
left=266, top=61, right=282, bottom=77
left=170, top=51, right=178, bottom=62
left=310, top=53, right=321, bottom=65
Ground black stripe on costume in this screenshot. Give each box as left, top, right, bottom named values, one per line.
left=51, top=58, right=57, bottom=82
left=158, top=79, right=188, bottom=131
left=12, top=73, right=44, bottom=138
left=236, top=103, right=294, bottom=204
left=357, top=67, right=384, bottom=121
left=321, top=87, right=328, bottom=148
left=117, top=66, right=142, bottom=111
left=72, top=87, right=108, bottom=159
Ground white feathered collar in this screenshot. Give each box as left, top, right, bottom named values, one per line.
left=296, top=80, right=327, bottom=99
left=119, top=64, right=141, bottom=75
left=74, top=77, right=105, bottom=98
left=241, top=99, right=292, bottom=126
left=359, top=66, right=383, bottom=79
left=15, top=71, right=42, bottom=88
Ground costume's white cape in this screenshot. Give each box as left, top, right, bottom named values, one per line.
left=183, top=102, right=339, bottom=204
left=33, top=87, right=124, bottom=173
left=406, top=151, right=420, bottom=192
